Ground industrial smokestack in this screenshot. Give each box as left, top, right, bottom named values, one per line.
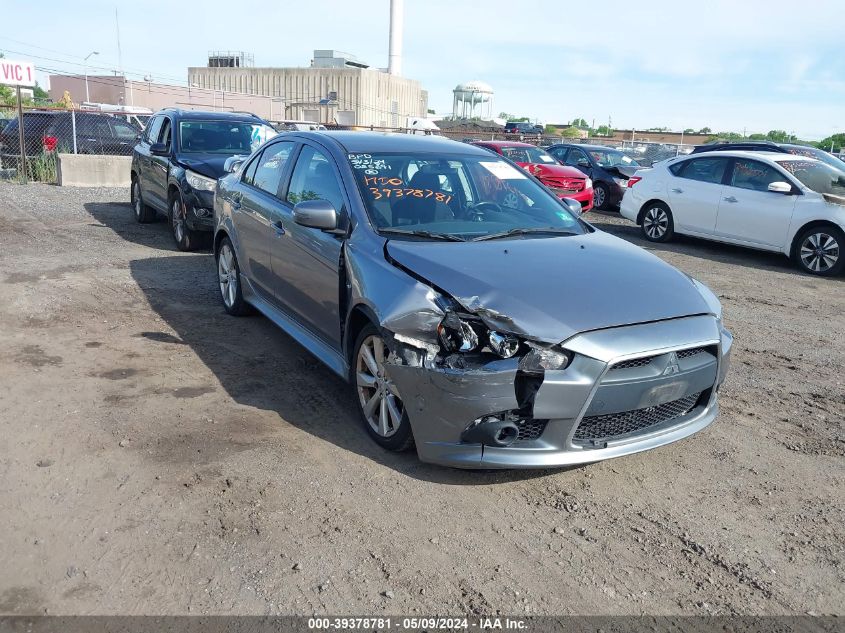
left=388, top=0, right=403, bottom=76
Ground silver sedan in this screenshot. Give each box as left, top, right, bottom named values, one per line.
left=213, top=132, right=732, bottom=469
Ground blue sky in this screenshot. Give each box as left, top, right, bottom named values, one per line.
left=4, top=0, right=844, bottom=140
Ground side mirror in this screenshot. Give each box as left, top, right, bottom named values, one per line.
left=577, top=159, right=590, bottom=168
left=561, top=197, right=583, bottom=215
left=293, top=199, right=338, bottom=231
left=150, top=143, right=169, bottom=156
left=224, top=156, right=246, bottom=174
left=768, top=181, right=794, bottom=194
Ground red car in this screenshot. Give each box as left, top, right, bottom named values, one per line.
left=472, top=141, right=594, bottom=213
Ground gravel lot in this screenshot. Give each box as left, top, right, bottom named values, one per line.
left=0, top=182, right=842, bottom=616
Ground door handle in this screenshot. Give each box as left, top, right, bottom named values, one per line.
left=671, top=188, right=683, bottom=194
left=272, top=220, right=286, bottom=236
left=723, top=196, right=738, bottom=203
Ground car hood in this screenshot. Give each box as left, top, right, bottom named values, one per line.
left=176, top=153, right=241, bottom=179
left=385, top=231, right=711, bottom=344
left=604, top=164, right=641, bottom=178
left=517, top=162, right=585, bottom=181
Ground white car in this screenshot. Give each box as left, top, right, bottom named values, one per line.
left=620, top=151, right=845, bottom=276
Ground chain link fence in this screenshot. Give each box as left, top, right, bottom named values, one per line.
left=0, top=105, right=143, bottom=183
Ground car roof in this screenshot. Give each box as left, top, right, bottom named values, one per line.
left=156, top=108, right=263, bottom=122
left=551, top=143, right=619, bottom=151
left=283, top=131, right=494, bottom=156
left=472, top=140, right=535, bottom=148
left=677, top=150, right=821, bottom=162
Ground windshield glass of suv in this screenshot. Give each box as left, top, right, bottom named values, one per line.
left=589, top=149, right=636, bottom=167
left=179, top=121, right=277, bottom=154
left=500, top=146, right=557, bottom=164
left=777, top=159, right=845, bottom=197
left=347, top=152, right=585, bottom=240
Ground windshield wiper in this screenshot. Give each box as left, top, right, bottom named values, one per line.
left=472, top=227, right=578, bottom=241
left=378, top=228, right=466, bottom=242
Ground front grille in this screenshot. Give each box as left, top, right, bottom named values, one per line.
left=574, top=392, right=701, bottom=444
left=516, top=419, right=548, bottom=442
left=677, top=346, right=707, bottom=359
left=611, top=356, right=654, bottom=370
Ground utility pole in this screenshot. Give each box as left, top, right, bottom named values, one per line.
left=16, top=86, right=26, bottom=182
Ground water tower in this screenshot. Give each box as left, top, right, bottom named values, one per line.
left=452, top=81, right=494, bottom=120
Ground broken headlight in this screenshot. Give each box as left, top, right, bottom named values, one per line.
left=519, top=345, right=572, bottom=372
left=437, top=315, right=479, bottom=352
left=488, top=331, right=520, bottom=358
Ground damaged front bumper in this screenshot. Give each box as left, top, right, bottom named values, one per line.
left=385, top=315, right=732, bottom=469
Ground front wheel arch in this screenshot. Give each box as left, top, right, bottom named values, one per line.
left=789, top=220, right=842, bottom=258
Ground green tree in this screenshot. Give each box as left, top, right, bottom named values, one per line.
left=595, top=125, right=613, bottom=136
left=748, top=133, right=766, bottom=140
left=561, top=126, right=583, bottom=138
left=815, top=133, right=845, bottom=151
left=499, top=112, right=530, bottom=122
left=571, top=117, right=589, bottom=129
left=683, top=128, right=695, bottom=134
left=766, top=130, right=796, bottom=143
left=698, top=127, right=712, bottom=134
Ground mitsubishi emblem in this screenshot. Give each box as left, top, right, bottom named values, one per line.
left=663, top=352, right=681, bottom=375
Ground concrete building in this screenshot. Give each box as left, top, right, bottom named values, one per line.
left=187, top=50, right=428, bottom=127
left=48, top=74, right=280, bottom=120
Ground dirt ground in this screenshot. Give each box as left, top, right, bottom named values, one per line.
left=0, top=182, right=842, bottom=617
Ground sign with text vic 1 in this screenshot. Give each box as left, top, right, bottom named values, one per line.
left=1, top=59, right=36, bottom=87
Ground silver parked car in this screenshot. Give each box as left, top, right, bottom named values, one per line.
left=213, top=132, right=732, bottom=469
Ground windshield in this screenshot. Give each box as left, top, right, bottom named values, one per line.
left=777, top=159, right=845, bottom=197
left=588, top=149, right=636, bottom=167
left=179, top=121, right=277, bottom=154
left=499, top=146, right=557, bottom=165
left=347, top=152, right=586, bottom=240
left=783, top=145, right=845, bottom=171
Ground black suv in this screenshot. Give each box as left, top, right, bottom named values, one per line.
left=692, top=141, right=845, bottom=171
left=504, top=121, right=543, bottom=135
left=130, top=108, right=276, bottom=250
left=0, top=111, right=140, bottom=167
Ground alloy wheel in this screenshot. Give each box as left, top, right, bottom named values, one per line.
left=172, top=198, right=185, bottom=244
left=644, top=207, right=669, bottom=239
left=356, top=335, right=404, bottom=438
left=800, top=231, right=840, bottom=273
left=594, top=186, right=606, bottom=208
left=218, top=243, right=238, bottom=308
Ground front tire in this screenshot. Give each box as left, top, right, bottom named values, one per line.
left=169, top=192, right=201, bottom=252
left=351, top=324, right=414, bottom=452
left=793, top=225, right=844, bottom=276
left=131, top=177, right=156, bottom=223
left=641, top=202, right=674, bottom=242
left=216, top=237, right=251, bottom=316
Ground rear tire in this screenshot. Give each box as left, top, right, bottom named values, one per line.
left=593, top=182, right=610, bottom=210
left=169, top=192, right=201, bottom=252
left=351, top=323, right=414, bottom=452
left=131, top=177, right=156, bottom=223
left=792, top=225, right=844, bottom=276
left=216, top=237, right=251, bottom=316
left=641, top=202, right=674, bottom=243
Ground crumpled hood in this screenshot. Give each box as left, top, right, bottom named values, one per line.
left=606, top=164, right=641, bottom=179
left=176, top=153, right=236, bottom=179
left=385, top=231, right=711, bottom=344
left=518, top=162, right=585, bottom=181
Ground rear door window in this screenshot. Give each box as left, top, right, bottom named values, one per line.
left=675, top=157, right=728, bottom=184
left=252, top=142, right=295, bottom=197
